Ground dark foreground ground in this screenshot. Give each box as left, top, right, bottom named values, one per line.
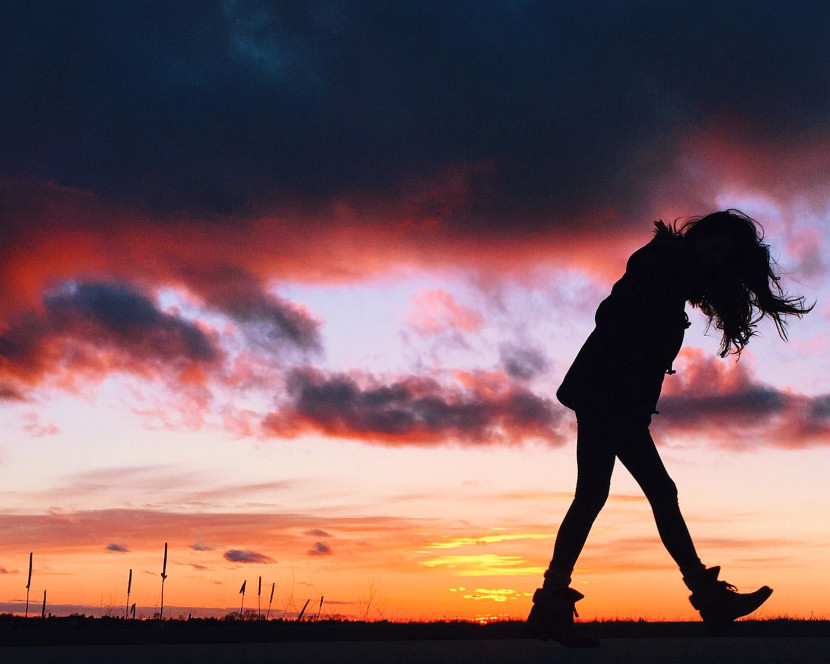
left=2, top=617, right=830, bottom=663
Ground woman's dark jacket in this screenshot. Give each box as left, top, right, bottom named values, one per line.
left=556, top=223, right=690, bottom=422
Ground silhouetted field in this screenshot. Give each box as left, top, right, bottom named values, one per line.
left=2, top=614, right=829, bottom=647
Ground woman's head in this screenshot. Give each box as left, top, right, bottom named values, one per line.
left=677, top=209, right=812, bottom=357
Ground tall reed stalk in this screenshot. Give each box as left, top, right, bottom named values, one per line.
left=25, top=552, right=32, bottom=618
left=266, top=582, right=275, bottom=620
left=159, top=543, right=168, bottom=620
left=297, top=598, right=310, bottom=622
left=126, top=569, right=132, bottom=619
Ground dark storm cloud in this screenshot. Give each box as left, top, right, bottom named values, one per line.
left=3, top=2, right=829, bottom=225
left=263, top=367, right=562, bottom=445
left=224, top=549, right=275, bottom=564
left=0, top=281, right=220, bottom=386
left=106, top=542, right=130, bottom=553
left=45, top=282, right=218, bottom=361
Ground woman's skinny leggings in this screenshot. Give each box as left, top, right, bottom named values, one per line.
left=547, top=414, right=702, bottom=581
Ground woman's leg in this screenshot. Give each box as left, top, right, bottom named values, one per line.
left=615, top=429, right=704, bottom=577
left=545, top=417, right=617, bottom=588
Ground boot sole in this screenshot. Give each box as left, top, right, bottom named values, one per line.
left=698, top=586, right=773, bottom=635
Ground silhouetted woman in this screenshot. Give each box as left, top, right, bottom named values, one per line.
left=527, top=210, right=812, bottom=647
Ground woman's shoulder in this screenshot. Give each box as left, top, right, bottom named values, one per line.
left=627, top=221, right=685, bottom=272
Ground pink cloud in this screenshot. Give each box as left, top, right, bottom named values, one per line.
left=655, top=348, right=830, bottom=448
left=407, top=289, right=485, bottom=336
left=22, top=411, right=60, bottom=437
left=785, top=227, right=826, bottom=279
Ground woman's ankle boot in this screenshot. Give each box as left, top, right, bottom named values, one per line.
left=526, top=586, right=600, bottom=647
left=685, top=566, right=773, bottom=634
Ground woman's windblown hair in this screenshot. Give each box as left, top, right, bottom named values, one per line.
left=676, top=209, right=813, bottom=357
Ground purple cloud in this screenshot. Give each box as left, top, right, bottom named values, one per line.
left=499, top=343, right=550, bottom=381
left=263, top=367, right=562, bottom=446
left=224, top=549, right=275, bottom=564
left=308, top=542, right=332, bottom=556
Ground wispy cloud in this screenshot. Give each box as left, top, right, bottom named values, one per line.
left=406, top=289, right=485, bottom=336
left=498, top=491, right=647, bottom=504
left=6, top=466, right=301, bottom=511
left=498, top=343, right=550, bottom=381
left=182, top=265, right=322, bottom=352
left=0, top=509, right=428, bottom=554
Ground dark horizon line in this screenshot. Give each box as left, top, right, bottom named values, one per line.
left=3, top=612, right=830, bottom=649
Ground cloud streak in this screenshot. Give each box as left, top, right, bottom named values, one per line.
left=0, top=508, right=428, bottom=554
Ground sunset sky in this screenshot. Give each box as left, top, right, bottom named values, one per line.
left=2, top=2, right=830, bottom=622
